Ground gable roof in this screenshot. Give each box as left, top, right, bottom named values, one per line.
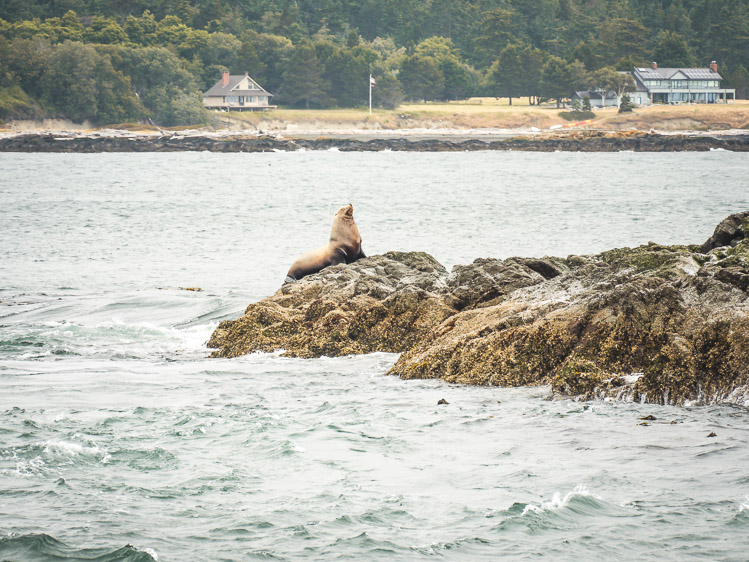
left=203, top=75, right=273, bottom=97
left=573, top=90, right=617, bottom=99
left=634, top=67, right=722, bottom=80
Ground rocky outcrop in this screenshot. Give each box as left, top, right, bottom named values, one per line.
left=698, top=211, right=748, bottom=253
left=208, top=252, right=455, bottom=358
left=208, top=213, right=749, bottom=407
left=2, top=131, right=749, bottom=152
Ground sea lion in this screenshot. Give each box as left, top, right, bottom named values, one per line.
left=285, top=204, right=366, bottom=283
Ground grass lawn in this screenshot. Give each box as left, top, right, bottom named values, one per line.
left=215, top=97, right=749, bottom=131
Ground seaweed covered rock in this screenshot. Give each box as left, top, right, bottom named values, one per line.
left=209, top=213, right=749, bottom=406
left=207, top=252, right=455, bottom=358
left=390, top=239, right=749, bottom=405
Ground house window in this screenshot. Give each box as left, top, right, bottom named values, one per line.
left=671, top=80, right=687, bottom=89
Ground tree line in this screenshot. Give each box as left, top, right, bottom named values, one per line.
left=1, top=0, right=748, bottom=125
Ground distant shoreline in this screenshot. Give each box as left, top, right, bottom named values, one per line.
left=1, top=130, right=749, bottom=153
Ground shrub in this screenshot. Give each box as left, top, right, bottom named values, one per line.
left=559, top=110, right=595, bottom=121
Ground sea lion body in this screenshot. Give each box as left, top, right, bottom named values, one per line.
left=285, top=204, right=365, bottom=282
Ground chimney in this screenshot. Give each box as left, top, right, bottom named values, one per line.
left=245, top=72, right=249, bottom=77
left=652, top=61, right=657, bottom=70
left=710, top=61, right=718, bottom=73
left=221, top=70, right=230, bottom=87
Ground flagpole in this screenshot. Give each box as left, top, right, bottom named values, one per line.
left=369, top=74, right=372, bottom=115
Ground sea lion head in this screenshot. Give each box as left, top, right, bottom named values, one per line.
left=335, top=204, right=354, bottom=220
left=329, top=204, right=361, bottom=250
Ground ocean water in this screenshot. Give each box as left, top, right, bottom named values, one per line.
left=1, top=150, right=749, bottom=561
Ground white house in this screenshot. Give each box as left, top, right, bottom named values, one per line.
left=631, top=62, right=735, bottom=105
left=571, top=90, right=618, bottom=108
left=203, top=71, right=275, bottom=111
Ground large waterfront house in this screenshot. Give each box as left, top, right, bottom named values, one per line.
left=630, top=62, right=735, bottom=105
left=203, top=71, right=275, bottom=111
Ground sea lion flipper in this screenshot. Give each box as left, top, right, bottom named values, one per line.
left=357, top=248, right=366, bottom=259
left=329, top=250, right=347, bottom=266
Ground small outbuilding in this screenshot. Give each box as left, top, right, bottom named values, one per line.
left=203, top=71, right=275, bottom=111
left=571, top=90, right=618, bottom=108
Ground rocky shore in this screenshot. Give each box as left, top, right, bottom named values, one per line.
left=2, top=130, right=749, bottom=152
left=208, top=212, right=749, bottom=407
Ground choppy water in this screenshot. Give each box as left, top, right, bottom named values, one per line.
left=1, top=151, right=749, bottom=561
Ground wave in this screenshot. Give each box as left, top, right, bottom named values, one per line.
left=0, top=533, right=158, bottom=561
left=520, top=484, right=601, bottom=516
left=1, top=438, right=109, bottom=476
left=1, top=317, right=215, bottom=361
left=492, top=485, right=631, bottom=534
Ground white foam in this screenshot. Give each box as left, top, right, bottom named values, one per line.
left=43, top=440, right=101, bottom=458
left=521, top=484, right=599, bottom=516
left=739, top=496, right=749, bottom=513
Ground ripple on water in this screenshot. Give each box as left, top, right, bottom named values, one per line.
left=0, top=534, right=158, bottom=561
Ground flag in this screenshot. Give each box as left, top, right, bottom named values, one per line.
left=370, top=76, right=376, bottom=87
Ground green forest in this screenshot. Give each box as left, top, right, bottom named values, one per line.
left=1, top=0, right=748, bottom=126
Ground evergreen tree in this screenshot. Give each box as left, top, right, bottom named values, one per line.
left=372, top=71, right=403, bottom=109
left=570, top=41, right=600, bottom=71
left=618, top=92, right=634, bottom=113
left=653, top=31, right=694, bottom=67
left=519, top=44, right=546, bottom=105
left=541, top=55, right=574, bottom=107
left=731, top=65, right=749, bottom=99
left=595, top=18, right=648, bottom=67
left=281, top=42, right=331, bottom=108
left=399, top=54, right=444, bottom=102
left=415, top=37, right=472, bottom=101
left=474, top=8, right=517, bottom=67
left=489, top=43, right=522, bottom=105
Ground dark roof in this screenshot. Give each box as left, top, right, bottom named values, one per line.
left=631, top=72, right=648, bottom=91
left=633, top=67, right=722, bottom=80
left=573, top=90, right=616, bottom=99
left=203, top=75, right=272, bottom=97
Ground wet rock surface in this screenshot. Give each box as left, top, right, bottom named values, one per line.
left=209, top=213, right=749, bottom=407
left=2, top=131, right=749, bottom=152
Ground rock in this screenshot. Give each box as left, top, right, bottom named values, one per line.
left=208, top=212, right=749, bottom=407
left=444, top=257, right=564, bottom=310
left=2, top=132, right=749, bottom=153
left=699, top=211, right=749, bottom=254
left=207, top=252, right=455, bottom=358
